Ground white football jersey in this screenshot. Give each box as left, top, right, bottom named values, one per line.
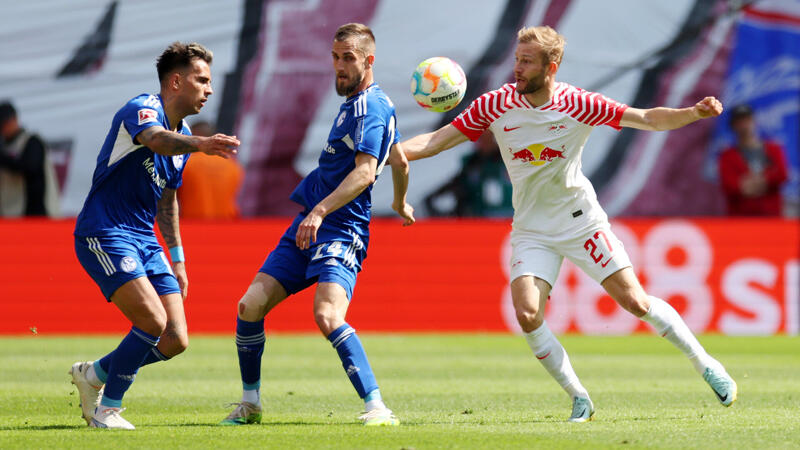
left=452, top=82, right=628, bottom=235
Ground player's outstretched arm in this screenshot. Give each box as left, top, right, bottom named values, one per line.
left=401, top=124, right=469, bottom=161
left=388, top=143, right=415, bottom=226
left=619, top=96, right=723, bottom=131
left=156, top=188, right=188, bottom=299
left=295, top=152, right=378, bottom=250
left=137, top=126, right=239, bottom=158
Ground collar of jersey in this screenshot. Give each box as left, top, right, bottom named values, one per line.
left=512, top=82, right=557, bottom=110
left=345, top=83, right=377, bottom=103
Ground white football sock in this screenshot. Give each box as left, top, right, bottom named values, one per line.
left=242, top=388, right=260, bottom=406
left=641, top=296, right=718, bottom=374
left=87, top=364, right=103, bottom=387
left=364, top=398, right=386, bottom=412
left=525, top=321, right=589, bottom=399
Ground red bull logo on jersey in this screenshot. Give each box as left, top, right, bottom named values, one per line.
left=547, top=122, right=568, bottom=136
left=510, top=144, right=566, bottom=166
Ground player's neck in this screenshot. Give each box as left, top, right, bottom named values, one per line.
left=523, top=80, right=555, bottom=108
left=159, top=92, right=186, bottom=131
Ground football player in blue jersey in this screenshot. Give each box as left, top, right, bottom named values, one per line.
left=220, top=23, right=414, bottom=427
left=69, top=42, right=239, bottom=429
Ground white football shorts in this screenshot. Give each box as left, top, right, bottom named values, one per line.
left=509, top=225, right=632, bottom=287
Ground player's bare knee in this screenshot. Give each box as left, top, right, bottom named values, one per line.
left=237, top=295, right=264, bottom=321
left=162, top=321, right=189, bottom=356
left=629, top=296, right=650, bottom=317
left=618, top=292, right=649, bottom=317
left=514, top=305, right=541, bottom=332
left=314, top=306, right=342, bottom=337
left=138, top=313, right=167, bottom=337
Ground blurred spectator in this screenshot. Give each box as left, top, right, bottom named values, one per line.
left=177, top=120, right=244, bottom=219
left=0, top=101, right=59, bottom=217
left=425, top=132, right=512, bottom=217
left=718, top=104, right=788, bottom=216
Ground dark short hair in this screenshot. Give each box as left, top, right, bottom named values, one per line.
left=156, top=42, right=213, bottom=83
left=334, top=23, right=375, bottom=56
left=0, top=101, right=17, bottom=124
left=729, top=104, right=753, bottom=123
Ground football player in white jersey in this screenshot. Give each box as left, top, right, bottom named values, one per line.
left=400, top=26, right=736, bottom=422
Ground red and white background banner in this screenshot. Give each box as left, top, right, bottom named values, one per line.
left=0, top=219, right=796, bottom=335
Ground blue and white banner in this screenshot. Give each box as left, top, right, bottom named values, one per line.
left=711, top=3, right=800, bottom=208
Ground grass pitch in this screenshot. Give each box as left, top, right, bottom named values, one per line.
left=0, top=333, right=798, bottom=449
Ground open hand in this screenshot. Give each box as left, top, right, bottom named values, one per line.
left=198, top=133, right=240, bottom=158
left=393, top=202, right=416, bottom=226
left=296, top=211, right=323, bottom=250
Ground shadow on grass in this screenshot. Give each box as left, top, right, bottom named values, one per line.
left=0, top=424, right=85, bottom=431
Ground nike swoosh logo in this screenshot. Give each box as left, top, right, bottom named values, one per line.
left=503, top=125, right=520, bottom=132
left=714, top=389, right=728, bottom=403
left=536, top=351, right=551, bottom=360
left=600, top=256, right=614, bottom=268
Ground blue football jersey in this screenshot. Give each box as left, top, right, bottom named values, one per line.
left=74, top=94, right=190, bottom=239
left=290, top=84, right=399, bottom=236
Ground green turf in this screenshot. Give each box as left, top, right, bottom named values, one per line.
left=1, top=334, right=798, bottom=449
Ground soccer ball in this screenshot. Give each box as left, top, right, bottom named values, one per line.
left=410, top=57, right=467, bottom=112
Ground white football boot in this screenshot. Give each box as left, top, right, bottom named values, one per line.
left=703, top=364, right=738, bottom=407
left=358, top=407, right=400, bottom=426
left=69, top=361, right=104, bottom=425
left=568, top=396, right=594, bottom=423
left=90, top=406, right=135, bottom=430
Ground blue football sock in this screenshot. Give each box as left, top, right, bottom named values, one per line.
left=101, top=326, right=160, bottom=408
left=139, top=347, right=170, bottom=367
left=95, top=353, right=112, bottom=383
left=93, top=343, right=170, bottom=385
left=328, top=323, right=378, bottom=399
left=236, top=317, right=265, bottom=391
left=92, top=358, right=109, bottom=384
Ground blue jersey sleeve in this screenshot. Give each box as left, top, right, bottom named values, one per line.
left=121, top=95, right=165, bottom=145
left=353, top=110, right=386, bottom=160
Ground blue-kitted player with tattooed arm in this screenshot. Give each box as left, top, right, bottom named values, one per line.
left=69, top=42, right=239, bottom=429
left=220, top=23, right=414, bottom=427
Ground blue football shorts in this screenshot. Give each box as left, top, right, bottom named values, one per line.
left=259, top=214, right=368, bottom=300
left=74, top=234, right=180, bottom=301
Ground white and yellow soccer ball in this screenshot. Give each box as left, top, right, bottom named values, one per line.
left=410, top=57, right=467, bottom=112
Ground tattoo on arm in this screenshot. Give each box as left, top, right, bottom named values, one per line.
left=138, top=127, right=198, bottom=156
left=156, top=188, right=182, bottom=249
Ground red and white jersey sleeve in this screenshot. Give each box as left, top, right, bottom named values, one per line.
left=452, top=84, right=524, bottom=141
left=450, top=82, right=629, bottom=235
left=541, top=83, right=628, bottom=130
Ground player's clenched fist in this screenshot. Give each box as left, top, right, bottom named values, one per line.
left=199, top=133, right=240, bottom=158
left=694, top=97, right=723, bottom=119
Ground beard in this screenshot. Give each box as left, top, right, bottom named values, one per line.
left=335, top=73, right=363, bottom=97
left=516, top=71, right=547, bottom=94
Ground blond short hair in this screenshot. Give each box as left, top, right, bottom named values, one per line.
left=517, top=26, right=565, bottom=66
left=334, top=23, right=376, bottom=57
